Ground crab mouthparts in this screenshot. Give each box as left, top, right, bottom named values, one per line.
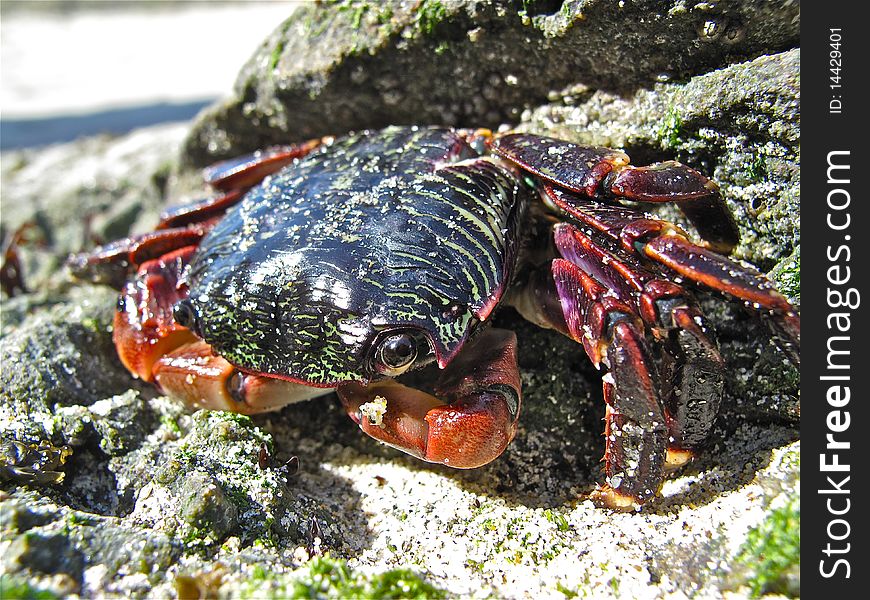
left=336, top=328, right=522, bottom=469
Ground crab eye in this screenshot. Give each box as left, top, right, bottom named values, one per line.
left=172, top=299, right=199, bottom=332
left=373, top=333, right=418, bottom=376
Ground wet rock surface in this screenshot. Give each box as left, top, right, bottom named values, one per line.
left=184, top=0, right=799, bottom=166
left=2, top=1, right=799, bottom=597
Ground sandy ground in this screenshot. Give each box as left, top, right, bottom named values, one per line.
left=0, top=1, right=297, bottom=147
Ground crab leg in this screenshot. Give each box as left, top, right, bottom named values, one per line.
left=68, top=138, right=324, bottom=286
left=67, top=226, right=211, bottom=288
left=510, top=213, right=735, bottom=507
left=1, top=223, right=34, bottom=297
left=156, top=138, right=324, bottom=229
left=201, top=138, right=323, bottom=192
left=544, top=186, right=800, bottom=365
left=491, top=133, right=740, bottom=253
left=539, top=257, right=669, bottom=508
left=337, top=328, right=522, bottom=469
left=550, top=222, right=725, bottom=460
left=156, top=190, right=245, bottom=230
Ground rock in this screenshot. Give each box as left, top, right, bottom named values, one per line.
left=6, top=531, right=85, bottom=582
left=0, top=285, right=140, bottom=443
left=0, top=492, right=183, bottom=597
left=87, top=391, right=157, bottom=456
left=183, top=0, right=800, bottom=165
left=177, top=470, right=239, bottom=540
left=519, top=48, right=801, bottom=270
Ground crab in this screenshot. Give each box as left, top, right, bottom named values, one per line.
left=68, top=126, right=800, bottom=510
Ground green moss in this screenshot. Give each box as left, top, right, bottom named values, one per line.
left=779, top=445, right=800, bottom=471
left=0, top=575, right=60, bottom=599
left=159, top=413, right=182, bottom=435
left=242, top=556, right=447, bottom=599
left=363, top=566, right=447, bottom=599
left=223, top=482, right=254, bottom=511
left=543, top=509, right=570, bottom=532
left=79, top=316, right=104, bottom=334
left=735, top=499, right=800, bottom=597
left=268, top=17, right=298, bottom=71
left=249, top=564, right=269, bottom=582
left=181, top=524, right=213, bottom=547
left=657, top=108, right=684, bottom=149
left=465, top=558, right=484, bottom=573
left=747, top=153, right=768, bottom=182
left=198, top=410, right=268, bottom=445
left=770, top=245, right=800, bottom=305
left=376, top=4, right=394, bottom=25
left=334, top=0, right=371, bottom=29
left=66, top=511, right=98, bottom=527
left=251, top=515, right=279, bottom=549
left=269, top=41, right=285, bottom=72
left=416, top=0, right=448, bottom=36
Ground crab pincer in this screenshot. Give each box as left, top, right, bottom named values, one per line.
left=338, top=328, right=521, bottom=468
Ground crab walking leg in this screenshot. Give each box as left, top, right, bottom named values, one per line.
left=68, top=138, right=325, bottom=286
left=511, top=258, right=669, bottom=508
left=337, top=329, right=522, bottom=469
left=605, top=161, right=739, bottom=254
left=201, top=138, right=323, bottom=192
left=557, top=259, right=669, bottom=508
left=551, top=222, right=725, bottom=463
left=153, top=341, right=330, bottom=414
left=491, top=133, right=740, bottom=253
left=545, top=186, right=800, bottom=365
left=67, top=226, right=211, bottom=288
left=158, top=138, right=325, bottom=229
left=642, top=234, right=800, bottom=362
left=1, top=226, right=28, bottom=297
left=155, top=189, right=245, bottom=230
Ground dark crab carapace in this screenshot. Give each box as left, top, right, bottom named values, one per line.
left=68, top=126, right=799, bottom=510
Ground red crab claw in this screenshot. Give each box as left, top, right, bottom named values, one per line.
left=112, top=246, right=198, bottom=381
left=337, top=328, right=522, bottom=469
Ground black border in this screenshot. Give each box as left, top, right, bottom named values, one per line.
left=802, top=3, right=868, bottom=595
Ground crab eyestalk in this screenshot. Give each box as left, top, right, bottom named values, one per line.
left=337, top=328, right=522, bottom=468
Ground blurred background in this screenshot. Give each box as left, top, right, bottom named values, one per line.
left=1, top=0, right=298, bottom=150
